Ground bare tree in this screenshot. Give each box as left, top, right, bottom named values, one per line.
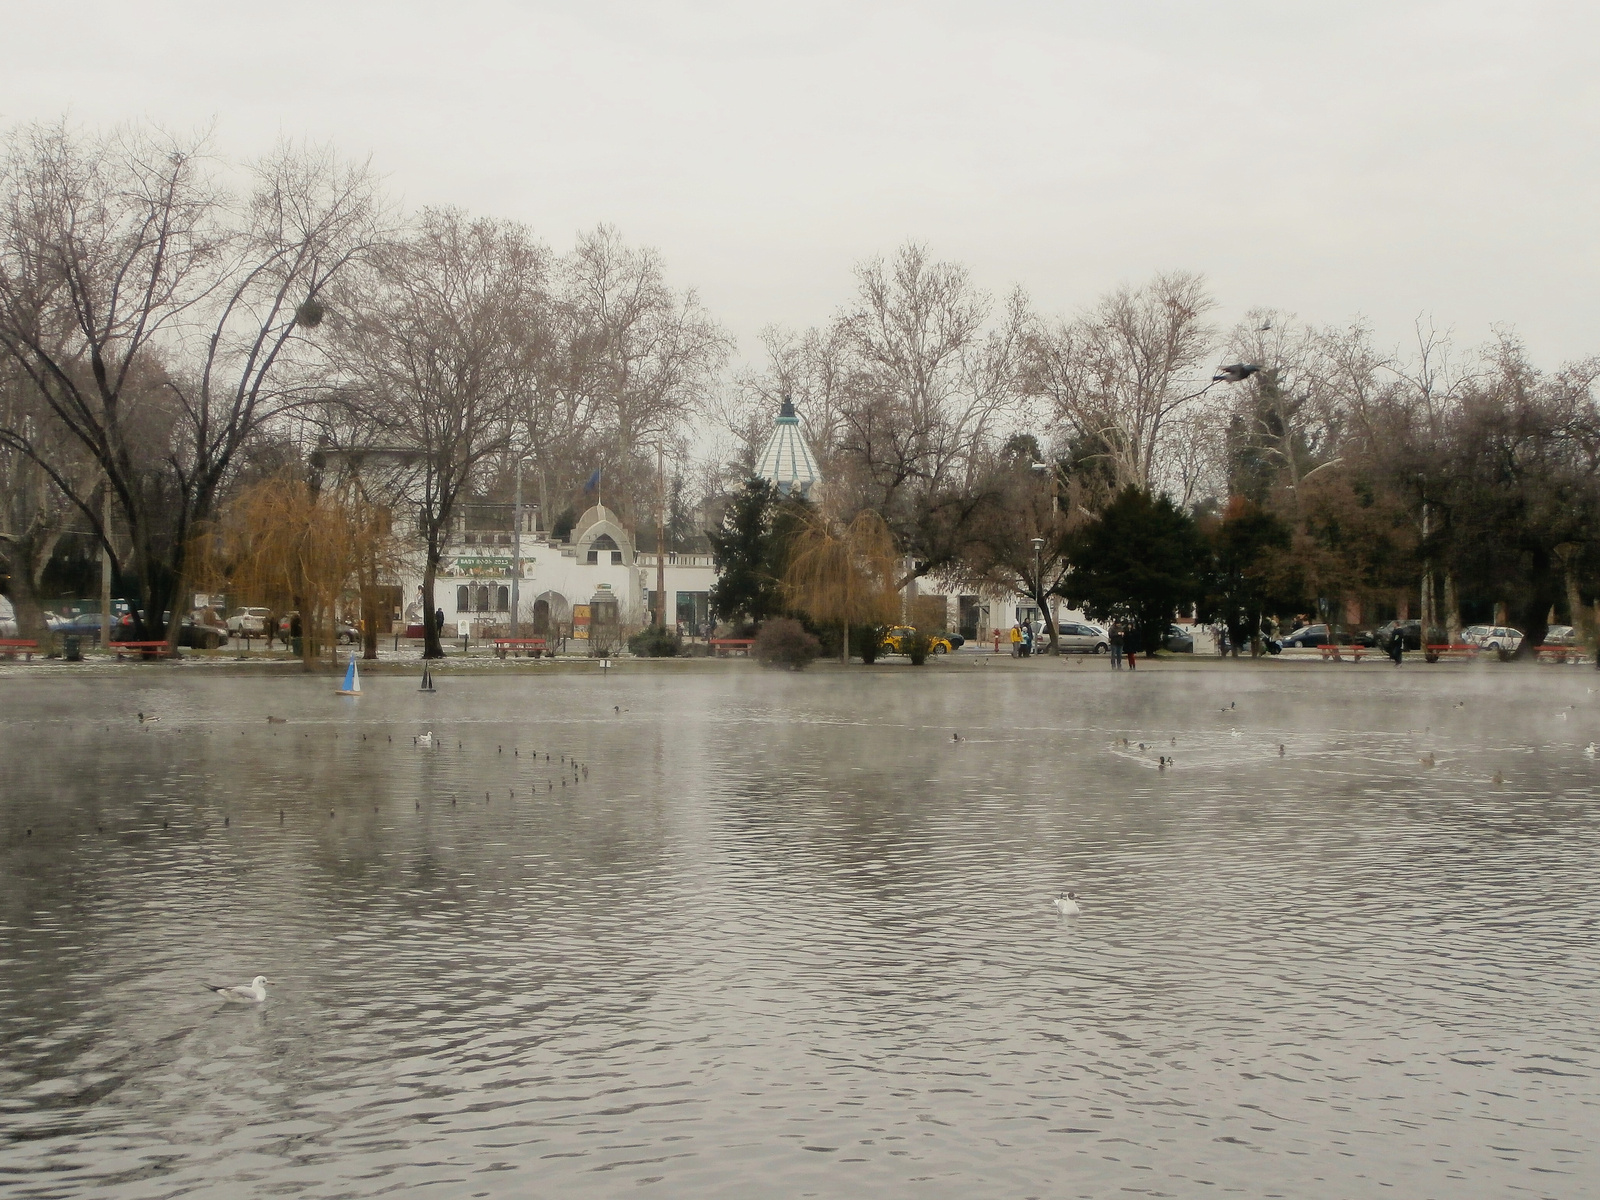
left=0, top=372, right=94, bottom=642
left=552, top=225, right=729, bottom=523
left=1028, top=271, right=1216, bottom=496
left=828, top=244, right=1029, bottom=586
left=336, top=208, right=546, bottom=659
left=0, top=121, right=381, bottom=648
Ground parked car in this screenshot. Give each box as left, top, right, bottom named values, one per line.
left=1280, top=623, right=1329, bottom=648
left=881, top=626, right=957, bottom=655
left=1375, top=619, right=1424, bottom=652
left=226, top=607, right=272, bottom=636
left=179, top=615, right=228, bottom=649
left=1461, top=624, right=1523, bottom=652
left=1543, top=624, right=1577, bottom=647
left=1165, top=625, right=1194, bottom=653
left=1055, top=621, right=1110, bottom=654
left=57, top=612, right=111, bottom=643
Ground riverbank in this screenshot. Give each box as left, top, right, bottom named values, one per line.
left=0, top=646, right=1589, bottom=678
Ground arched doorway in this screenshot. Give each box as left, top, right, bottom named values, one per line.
left=532, top=591, right=568, bottom=637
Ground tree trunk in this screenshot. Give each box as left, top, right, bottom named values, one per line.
left=361, top=577, right=380, bottom=661
left=422, top=549, right=444, bottom=659
left=5, top=544, right=52, bottom=647
left=841, top=619, right=849, bottom=665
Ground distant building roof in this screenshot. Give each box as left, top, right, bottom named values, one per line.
left=754, top=397, right=819, bottom=497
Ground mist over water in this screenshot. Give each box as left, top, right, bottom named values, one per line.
left=1, top=665, right=1597, bottom=1198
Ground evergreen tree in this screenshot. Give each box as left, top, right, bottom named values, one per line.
left=1060, top=486, right=1205, bottom=652
left=1198, top=498, right=1302, bottom=654
left=708, top=479, right=808, bottom=627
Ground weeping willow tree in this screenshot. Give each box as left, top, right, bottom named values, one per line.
left=783, top=508, right=902, bottom=663
left=198, top=473, right=399, bottom=665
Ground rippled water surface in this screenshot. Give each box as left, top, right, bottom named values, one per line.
left=1, top=664, right=1598, bottom=1198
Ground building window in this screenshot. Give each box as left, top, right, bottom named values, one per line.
left=457, top=585, right=469, bottom=612
left=496, top=585, right=509, bottom=612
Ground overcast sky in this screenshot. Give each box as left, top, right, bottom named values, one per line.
left=6, top=1, right=1595, bottom=369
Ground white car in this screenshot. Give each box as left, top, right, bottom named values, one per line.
left=226, top=606, right=272, bottom=635
left=1461, top=624, right=1523, bottom=652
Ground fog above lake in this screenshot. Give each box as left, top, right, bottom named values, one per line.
left=2, top=664, right=1597, bottom=1197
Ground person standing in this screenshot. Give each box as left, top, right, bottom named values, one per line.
left=1126, top=624, right=1138, bottom=670
left=1009, top=622, right=1022, bottom=658
left=1020, top=622, right=1033, bottom=658
left=1109, top=623, right=1123, bottom=670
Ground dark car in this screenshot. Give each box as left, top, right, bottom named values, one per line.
left=1281, top=623, right=1331, bottom=648
left=114, top=611, right=228, bottom=649
left=1375, top=619, right=1424, bottom=652
left=180, top=615, right=228, bottom=649
left=1165, top=625, right=1194, bottom=653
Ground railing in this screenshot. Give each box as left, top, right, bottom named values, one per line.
left=636, top=552, right=715, bottom=568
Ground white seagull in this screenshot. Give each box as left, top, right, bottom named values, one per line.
left=1585, top=743, right=1597, bottom=758
left=418, top=731, right=434, bottom=747
left=205, top=975, right=270, bottom=1003
left=1053, top=892, right=1082, bottom=916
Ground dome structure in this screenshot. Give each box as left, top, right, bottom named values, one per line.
left=754, top=397, right=820, bottom=498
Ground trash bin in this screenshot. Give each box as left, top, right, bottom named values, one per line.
left=63, top=635, right=82, bottom=662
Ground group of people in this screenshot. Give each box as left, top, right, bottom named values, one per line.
left=1002, top=619, right=1139, bottom=668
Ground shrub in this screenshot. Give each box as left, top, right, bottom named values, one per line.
left=628, top=626, right=679, bottom=657
left=905, top=628, right=933, bottom=666
left=753, top=617, right=820, bottom=670
left=852, top=623, right=887, bottom=664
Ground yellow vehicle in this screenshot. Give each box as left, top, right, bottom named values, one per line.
left=880, top=625, right=956, bottom=656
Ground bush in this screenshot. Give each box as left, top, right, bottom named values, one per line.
left=852, top=623, right=887, bottom=664
left=905, top=628, right=933, bottom=666
left=628, top=626, right=679, bottom=657
left=753, top=617, right=819, bottom=670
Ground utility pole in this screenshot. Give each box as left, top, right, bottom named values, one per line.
left=655, top=443, right=667, bottom=629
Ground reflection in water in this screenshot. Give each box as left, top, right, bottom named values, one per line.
left=1, top=667, right=1597, bottom=1198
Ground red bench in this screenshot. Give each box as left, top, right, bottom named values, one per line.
left=1423, top=643, right=1480, bottom=663
left=1318, top=644, right=1367, bottom=661
left=493, top=636, right=547, bottom=659
left=110, top=640, right=172, bottom=661
left=1535, top=644, right=1582, bottom=663
left=0, top=638, right=39, bottom=661
left=709, top=638, right=756, bottom=657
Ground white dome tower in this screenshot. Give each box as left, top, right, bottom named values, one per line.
left=754, top=396, right=820, bottom=498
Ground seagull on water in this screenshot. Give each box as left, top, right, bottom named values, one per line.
left=1585, top=743, right=1597, bottom=758
left=417, top=731, right=434, bottom=747
left=204, top=975, right=270, bottom=1003
left=1053, top=892, right=1082, bottom=916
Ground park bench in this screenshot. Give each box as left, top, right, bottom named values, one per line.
left=1423, top=643, right=1479, bottom=663
left=1535, top=644, right=1583, bottom=664
left=709, top=637, right=756, bottom=657
left=1318, top=644, right=1367, bottom=661
left=0, top=638, right=39, bottom=661
left=493, top=636, right=547, bottom=659
left=110, top=640, right=172, bottom=661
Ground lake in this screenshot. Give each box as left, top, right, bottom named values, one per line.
left=1, top=662, right=1597, bottom=1198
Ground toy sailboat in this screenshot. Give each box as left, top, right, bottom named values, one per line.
left=336, top=654, right=361, bottom=696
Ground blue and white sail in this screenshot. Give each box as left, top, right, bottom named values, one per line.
left=336, top=654, right=361, bottom=696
